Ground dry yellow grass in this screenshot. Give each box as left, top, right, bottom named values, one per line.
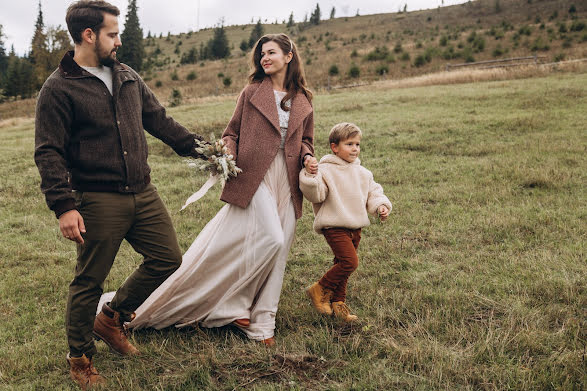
left=371, top=58, right=587, bottom=89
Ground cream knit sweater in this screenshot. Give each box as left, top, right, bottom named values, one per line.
left=299, top=154, right=392, bottom=233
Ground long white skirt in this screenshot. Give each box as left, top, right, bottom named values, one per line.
left=99, top=150, right=296, bottom=340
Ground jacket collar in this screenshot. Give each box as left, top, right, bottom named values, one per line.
left=58, top=50, right=132, bottom=80
left=249, top=77, right=313, bottom=135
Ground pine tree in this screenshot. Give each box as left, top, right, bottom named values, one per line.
left=207, top=25, right=230, bottom=60
left=5, top=55, right=35, bottom=99
left=310, top=4, right=321, bottom=25
left=0, top=25, right=8, bottom=89
left=248, top=20, right=264, bottom=48
left=330, top=7, right=336, bottom=19
left=117, top=0, right=144, bottom=71
left=30, top=1, right=50, bottom=88
left=287, top=12, right=295, bottom=27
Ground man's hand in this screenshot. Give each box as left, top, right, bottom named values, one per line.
left=378, top=205, right=390, bottom=221
left=59, top=210, right=86, bottom=244
left=304, top=155, right=318, bottom=175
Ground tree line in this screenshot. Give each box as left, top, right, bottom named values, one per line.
left=0, top=2, right=332, bottom=102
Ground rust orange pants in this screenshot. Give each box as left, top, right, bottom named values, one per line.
left=318, top=227, right=361, bottom=303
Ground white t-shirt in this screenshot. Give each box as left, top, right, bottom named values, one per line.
left=82, top=65, right=113, bottom=95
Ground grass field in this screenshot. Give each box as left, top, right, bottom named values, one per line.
left=0, top=72, right=585, bottom=390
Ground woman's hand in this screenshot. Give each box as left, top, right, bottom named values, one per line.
left=304, top=155, right=318, bottom=175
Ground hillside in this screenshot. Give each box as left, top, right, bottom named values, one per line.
left=140, top=0, right=586, bottom=101
left=0, top=0, right=585, bottom=116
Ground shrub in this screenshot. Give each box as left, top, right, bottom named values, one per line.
left=375, top=64, right=389, bottom=75
left=187, top=71, right=197, bottom=80
left=365, top=46, right=390, bottom=61
left=170, top=71, right=179, bottom=81
left=348, top=64, right=360, bottom=78
left=393, top=42, right=403, bottom=53
left=328, top=65, right=339, bottom=76
left=400, top=52, right=411, bottom=61
left=562, top=37, right=573, bottom=48
left=553, top=53, right=565, bottom=62
left=558, top=22, right=568, bottom=33
left=223, top=77, right=232, bottom=87
left=439, top=35, right=448, bottom=46
left=350, top=49, right=358, bottom=58
left=518, top=25, right=531, bottom=36
left=462, top=47, right=475, bottom=63
left=413, top=54, right=426, bottom=67
left=169, top=88, right=182, bottom=107
left=492, top=44, right=504, bottom=56
left=155, top=80, right=162, bottom=88
left=570, top=20, right=585, bottom=32
left=532, top=37, right=551, bottom=51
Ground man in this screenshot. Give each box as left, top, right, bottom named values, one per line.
left=34, top=1, right=204, bottom=388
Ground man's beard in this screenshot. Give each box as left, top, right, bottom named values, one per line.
left=95, top=38, right=116, bottom=67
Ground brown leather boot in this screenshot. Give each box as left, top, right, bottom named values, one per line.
left=93, top=303, right=139, bottom=355
left=66, top=353, right=105, bottom=390
left=306, top=282, right=334, bottom=315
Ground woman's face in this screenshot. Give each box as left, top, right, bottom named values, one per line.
left=260, top=41, right=292, bottom=76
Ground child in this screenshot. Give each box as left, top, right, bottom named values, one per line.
left=299, top=122, right=391, bottom=322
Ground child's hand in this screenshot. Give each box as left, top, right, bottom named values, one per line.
left=378, top=205, right=389, bottom=221
left=304, top=156, right=318, bottom=175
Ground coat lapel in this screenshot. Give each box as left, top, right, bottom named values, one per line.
left=286, top=91, right=313, bottom=141
left=250, top=77, right=280, bottom=133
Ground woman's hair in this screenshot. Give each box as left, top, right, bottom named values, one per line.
left=66, top=0, right=120, bottom=44
left=248, top=33, right=312, bottom=111
left=329, top=122, right=362, bottom=145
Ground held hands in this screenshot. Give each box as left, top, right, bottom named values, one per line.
left=378, top=205, right=390, bottom=221
left=59, top=210, right=86, bottom=244
left=304, top=155, right=318, bottom=175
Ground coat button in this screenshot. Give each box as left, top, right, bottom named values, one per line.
left=125, top=186, right=129, bottom=190
left=117, top=121, right=121, bottom=125
left=123, top=151, right=128, bottom=155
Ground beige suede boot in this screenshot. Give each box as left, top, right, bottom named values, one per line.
left=332, top=301, right=359, bottom=322
left=305, top=282, right=334, bottom=315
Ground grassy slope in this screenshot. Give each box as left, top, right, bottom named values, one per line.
left=0, top=72, right=585, bottom=390
left=141, top=0, right=587, bottom=101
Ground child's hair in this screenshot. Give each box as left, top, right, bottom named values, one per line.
left=328, top=122, right=363, bottom=145
left=248, top=33, right=312, bottom=111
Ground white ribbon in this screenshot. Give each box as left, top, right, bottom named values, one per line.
left=181, top=174, right=219, bottom=210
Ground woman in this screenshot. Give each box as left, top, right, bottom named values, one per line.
left=103, top=34, right=317, bottom=346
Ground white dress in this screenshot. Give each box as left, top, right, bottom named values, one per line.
left=99, top=90, right=295, bottom=341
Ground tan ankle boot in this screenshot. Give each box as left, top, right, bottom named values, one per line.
left=332, top=301, right=358, bottom=322
left=66, top=353, right=105, bottom=390
left=306, top=282, right=334, bottom=315
left=93, top=303, right=139, bottom=355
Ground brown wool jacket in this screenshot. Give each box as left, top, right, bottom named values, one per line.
left=220, top=77, right=314, bottom=219
left=35, top=51, right=203, bottom=218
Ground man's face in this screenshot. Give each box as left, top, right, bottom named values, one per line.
left=94, top=13, right=121, bottom=67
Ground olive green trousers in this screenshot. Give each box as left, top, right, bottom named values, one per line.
left=66, top=184, right=182, bottom=357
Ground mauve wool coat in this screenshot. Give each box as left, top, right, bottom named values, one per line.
left=221, top=77, right=314, bottom=219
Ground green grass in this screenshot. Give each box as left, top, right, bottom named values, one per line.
left=1, top=72, right=586, bottom=390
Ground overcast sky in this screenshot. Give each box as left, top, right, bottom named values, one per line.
left=1, top=0, right=468, bottom=56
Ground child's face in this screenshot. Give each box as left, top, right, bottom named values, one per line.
left=331, top=134, right=361, bottom=163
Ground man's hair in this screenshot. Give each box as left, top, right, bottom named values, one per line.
left=66, top=0, right=120, bottom=44
left=329, top=122, right=362, bottom=145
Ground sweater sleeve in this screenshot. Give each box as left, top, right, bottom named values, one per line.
left=299, top=168, right=328, bottom=204
left=34, top=83, right=76, bottom=218
left=221, top=89, right=246, bottom=160
left=366, top=172, right=392, bottom=216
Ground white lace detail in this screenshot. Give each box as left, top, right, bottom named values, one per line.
left=273, top=90, right=290, bottom=149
